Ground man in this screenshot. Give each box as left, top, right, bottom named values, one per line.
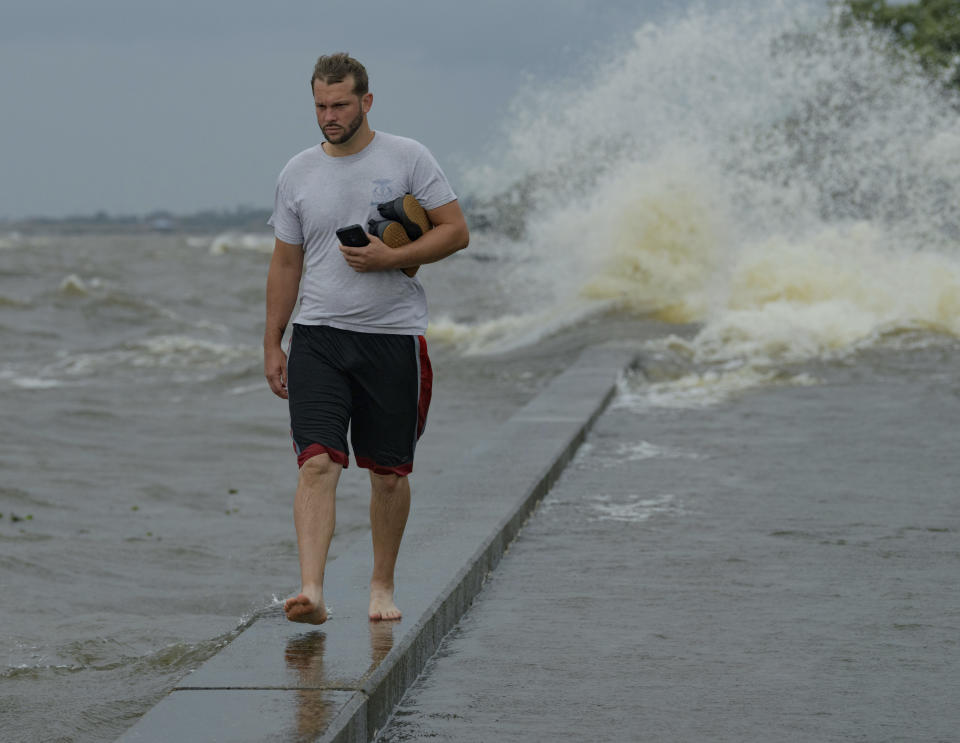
left=264, top=53, right=469, bottom=624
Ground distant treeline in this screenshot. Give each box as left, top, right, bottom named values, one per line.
left=838, top=0, right=960, bottom=89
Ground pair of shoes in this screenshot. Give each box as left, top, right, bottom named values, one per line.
left=368, top=194, right=432, bottom=247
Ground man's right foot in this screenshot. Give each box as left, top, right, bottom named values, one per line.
left=284, top=591, right=328, bottom=624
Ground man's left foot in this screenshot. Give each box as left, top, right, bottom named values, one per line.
left=369, top=584, right=401, bottom=621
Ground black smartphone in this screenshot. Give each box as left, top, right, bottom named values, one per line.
left=336, top=224, right=370, bottom=247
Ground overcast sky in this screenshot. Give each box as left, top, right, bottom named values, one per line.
left=0, top=0, right=679, bottom=219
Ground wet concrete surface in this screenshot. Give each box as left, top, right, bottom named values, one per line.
left=122, top=688, right=357, bottom=743
left=117, top=343, right=641, bottom=742
left=377, top=376, right=960, bottom=742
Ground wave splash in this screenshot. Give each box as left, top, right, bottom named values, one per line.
left=443, top=1, right=960, bottom=373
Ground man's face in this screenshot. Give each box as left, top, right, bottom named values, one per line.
left=313, top=76, right=371, bottom=145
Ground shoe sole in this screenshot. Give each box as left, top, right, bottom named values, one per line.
left=398, top=194, right=431, bottom=240
left=367, top=219, right=418, bottom=276
left=378, top=194, right=432, bottom=241
left=377, top=221, right=411, bottom=249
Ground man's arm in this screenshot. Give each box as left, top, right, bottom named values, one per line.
left=264, top=238, right=304, bottom=399
left=339, top=199, right=469, bottom=273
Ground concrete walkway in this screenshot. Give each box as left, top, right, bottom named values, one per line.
left=117, top=343, right=641, bottom=743
left=376, top=376, right=960, bottom=742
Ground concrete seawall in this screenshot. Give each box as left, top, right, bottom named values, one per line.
left=117, top=343, right=640, bottom=743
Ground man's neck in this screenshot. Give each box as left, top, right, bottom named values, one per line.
left=322, top=126, right=376, bottom=157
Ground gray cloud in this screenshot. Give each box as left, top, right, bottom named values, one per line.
left=1, top=0, right=672, bottom=218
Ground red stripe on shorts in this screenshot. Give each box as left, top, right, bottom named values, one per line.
left=356, top=456, right=413, bottom=477
left=417, top=335, right=432, bottom=440
left=296, top=443, right=349, bottom=469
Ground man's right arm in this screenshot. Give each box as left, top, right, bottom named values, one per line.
left=264, top=238, right=304, bottom=399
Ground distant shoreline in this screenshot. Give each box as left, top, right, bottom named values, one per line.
left=0, top=197, right=498, bottom=238
left=0, top=207, right=274, bottom=236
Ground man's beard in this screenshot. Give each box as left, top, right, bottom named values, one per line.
left=322, top=109, right=364, bottom=145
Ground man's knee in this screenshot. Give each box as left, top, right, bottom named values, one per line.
left=370, top=472, right=406, bottom=497
left=299, top=453, right=339, bottom=487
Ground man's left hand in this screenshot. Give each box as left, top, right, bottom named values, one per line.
left=339, top=233, right=397, bottom=273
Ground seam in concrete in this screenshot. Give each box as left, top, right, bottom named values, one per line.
left=320, top=347, right=638, bottom=743
left=178, top=685, right=362, bottom=692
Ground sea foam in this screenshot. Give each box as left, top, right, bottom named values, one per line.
left=450, top=1, right=960, bottom=377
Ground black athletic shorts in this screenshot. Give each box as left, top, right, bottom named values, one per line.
left=286, top=324, right=432, bottom=476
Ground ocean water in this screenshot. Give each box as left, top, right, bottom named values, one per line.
left=3, top=2, right=960, bottom=740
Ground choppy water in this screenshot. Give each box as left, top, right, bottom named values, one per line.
left=3, top=1, right=960, bottom=740
left=0, top=229, right=573, bottom=742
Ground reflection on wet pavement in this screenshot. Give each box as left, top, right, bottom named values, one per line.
left=284, top=632, right=330, bottom=741
left=284, top=631, right=326, bottom=683
left=368, top=620, right=396, bottom=668
left=279, top=622, right=396, bottom=741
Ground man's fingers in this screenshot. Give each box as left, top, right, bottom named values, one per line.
left=340, top=247, right=367, bottom=272
left=265, top=371, right=288, bottom=399
left=339, top=244, right=382, bottom=272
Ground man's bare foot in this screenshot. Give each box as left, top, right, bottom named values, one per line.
left=369, top=583, right=401, bottom=621
left=284, top=589, right=328, bottom=624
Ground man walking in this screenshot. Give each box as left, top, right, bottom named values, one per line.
left=264, top=53, right=469, bottom=624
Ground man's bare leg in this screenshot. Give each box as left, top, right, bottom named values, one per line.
left=368, top=472, right=410, bottom=621
left=285, top=453, right=341, bottom=624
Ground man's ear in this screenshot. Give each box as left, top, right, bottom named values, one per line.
left=362, top=92, right=373, bottom=114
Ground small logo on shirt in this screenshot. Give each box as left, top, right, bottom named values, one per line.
left=371, top=179, right=394, bottom=204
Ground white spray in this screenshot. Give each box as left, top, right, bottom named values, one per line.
left=434, top=1, right=960, bottom=373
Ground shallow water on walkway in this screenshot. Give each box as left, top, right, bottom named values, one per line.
left=378, top=354, right=960, bottom=742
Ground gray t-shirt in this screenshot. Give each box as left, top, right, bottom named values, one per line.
left=269, top=131, right=457, bottom=334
